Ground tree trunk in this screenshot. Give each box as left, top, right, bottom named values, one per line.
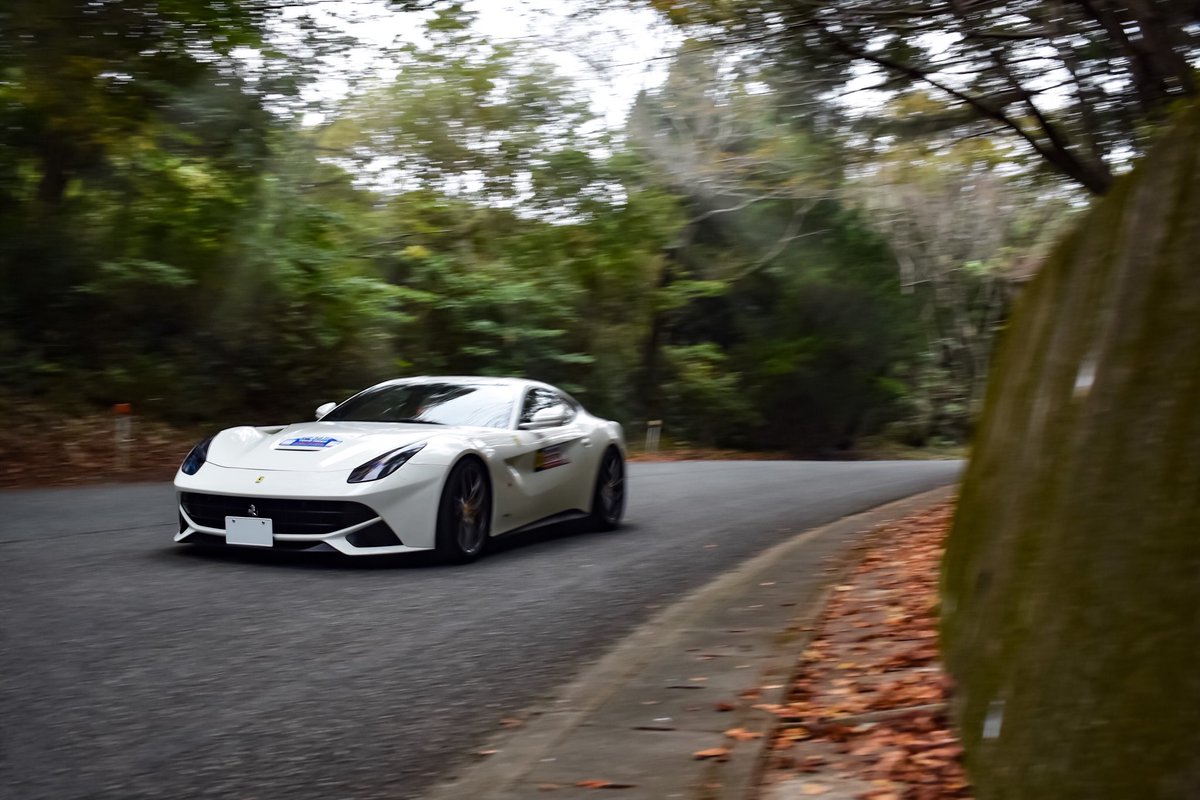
left=37, top=140, right=71, bottom=209
left=638, top=249, right=676, bottom=422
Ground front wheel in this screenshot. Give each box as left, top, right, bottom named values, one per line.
left=435, top=458, right=492, bottom=563
left=589, top=448, right=625, bottom=531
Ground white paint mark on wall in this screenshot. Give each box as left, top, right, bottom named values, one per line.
left=1074, top=357, right=1097, bottom=398
left=983, top=699, right=1005, bottom=740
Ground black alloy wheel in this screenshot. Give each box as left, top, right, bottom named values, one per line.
left=590, top=448, right=625, bottom=531
left=435, top=458, right=492, bottom=563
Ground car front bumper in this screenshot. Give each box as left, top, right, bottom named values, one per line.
left=173, top=462, right=446, bottom=555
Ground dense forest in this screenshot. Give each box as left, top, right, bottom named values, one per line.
left=0, top=1, right=1090, bottom=453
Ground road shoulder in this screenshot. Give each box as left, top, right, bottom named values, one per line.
left=426, top=484, right=957, bottom=800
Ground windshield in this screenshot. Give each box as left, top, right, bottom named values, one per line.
left=323, top=382, right=517, bottom=428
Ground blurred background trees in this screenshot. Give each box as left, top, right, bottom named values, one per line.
left=0, top=0, right=1091, bottom=453
left=631, top=0, right=1200, bottom=194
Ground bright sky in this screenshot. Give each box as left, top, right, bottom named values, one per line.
left=283, top=0, right=679, bottom=127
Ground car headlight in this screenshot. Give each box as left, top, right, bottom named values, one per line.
left=180, top=436, right=214, bottom=476
left=348, top=443, right=426, bottom=483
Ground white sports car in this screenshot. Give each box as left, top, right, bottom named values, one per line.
left=174, top=377, right=626, bottom=561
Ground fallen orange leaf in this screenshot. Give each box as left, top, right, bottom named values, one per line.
left=693, top=746, right=731, bottom=761
left=759, top=503, right=971, bottom=799
left=723, top=727, right=762, bottom=741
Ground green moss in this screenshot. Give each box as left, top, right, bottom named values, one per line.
left=942, top=100, right=1200, bottom=799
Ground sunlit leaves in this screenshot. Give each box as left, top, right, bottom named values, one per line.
left=325, top=10, right=601, bottom=215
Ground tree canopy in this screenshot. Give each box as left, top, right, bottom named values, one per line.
left=0, top=0, right=1070, bottom=454
left=618, top=0, right=1200, bottom=194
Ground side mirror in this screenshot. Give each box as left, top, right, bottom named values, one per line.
left=315, top=402, right=337, bottom=420
left=519, top=404, right=569, bottom=430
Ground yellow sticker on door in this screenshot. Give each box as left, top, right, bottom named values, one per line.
left=534, top=444, right=570, bottom=472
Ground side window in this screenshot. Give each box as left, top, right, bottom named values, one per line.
left=519, top=388, right=560, bottom=425
left=555, top=391, right=580, bottom=422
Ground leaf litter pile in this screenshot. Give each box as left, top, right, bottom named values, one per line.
left=758, top=502, right=972, bottom=800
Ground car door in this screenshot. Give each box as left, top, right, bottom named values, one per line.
left=504, top=387, right=592, bottom=525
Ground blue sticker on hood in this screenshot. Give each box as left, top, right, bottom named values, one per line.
left=279, top=436, right=342, bottom=449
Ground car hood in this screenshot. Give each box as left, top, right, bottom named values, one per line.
left=207, top=422, right=436, bottom=473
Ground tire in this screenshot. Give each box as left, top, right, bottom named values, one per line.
left=435, top=458, right=492, bottom=563
left=589, top=448, right=625, bottom=531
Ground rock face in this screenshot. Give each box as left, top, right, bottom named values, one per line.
left=941, top=101, right=1200, bottom=800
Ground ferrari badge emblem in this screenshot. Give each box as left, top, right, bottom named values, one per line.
left=248, top=504, right=258, bottom=517
left=255, top=475, right=265, bottom=484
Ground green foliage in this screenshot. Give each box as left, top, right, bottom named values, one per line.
left=322, top=14, right=596, bottom=213
left=848, top=93, right=1077, bottom=438
left=0, top=3, right=1044, bottom=456
left=391, top=251, right=591, bottom=378
left=625, top=49, right=929, bottom=452
left=724, top=206, right=918, bottom=452
left=660, top=343, right=757, bottom=446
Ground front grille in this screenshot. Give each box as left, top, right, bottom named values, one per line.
left=180, top=492, right=377, bottom=535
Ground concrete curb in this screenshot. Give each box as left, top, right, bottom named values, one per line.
left=427, top=484, right=958, bottom=800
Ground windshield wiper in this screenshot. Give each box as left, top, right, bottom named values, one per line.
left=387, top=418, right=444, bottom=425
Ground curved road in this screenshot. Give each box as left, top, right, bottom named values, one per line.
left=0, top=460, right=959, bottom=800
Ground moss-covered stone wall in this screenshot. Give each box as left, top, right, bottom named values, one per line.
left=941, top=99, right=1200, bottom=799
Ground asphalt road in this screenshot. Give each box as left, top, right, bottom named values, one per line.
left=0, top=460, right=960, bottom=800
